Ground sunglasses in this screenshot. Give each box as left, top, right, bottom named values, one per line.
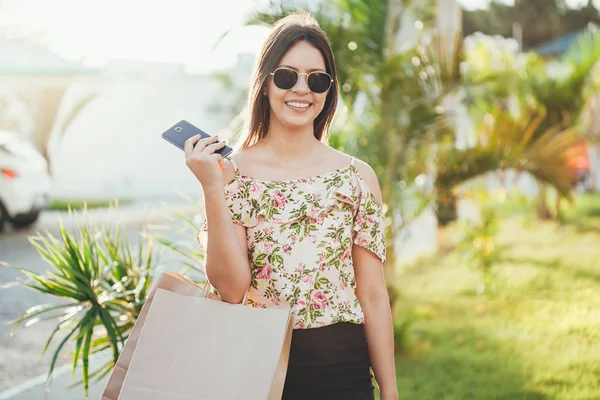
left=269, top=67, right=333, bottom=94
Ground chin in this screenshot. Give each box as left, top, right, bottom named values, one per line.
left=281, top=117, right=315, bottom=130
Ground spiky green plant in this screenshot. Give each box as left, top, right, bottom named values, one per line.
left=1, top=216, right=158, bottom=396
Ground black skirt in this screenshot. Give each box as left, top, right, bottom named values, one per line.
left=282, top=322, right=375, bottom=400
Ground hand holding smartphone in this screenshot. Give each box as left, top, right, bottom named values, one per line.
left=161, top=120, right=233, bottom=158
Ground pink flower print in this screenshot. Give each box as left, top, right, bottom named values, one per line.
left=309, top=206, right=320, bottom=218
left=265, top=226, right=274, bottom=235
left=318, top=254, right=325, bottom=263
left=333, top=237, right=338, bottom=244
left=340, top=248, right=351, bottom=261
left=317, top=322, right=326, bottom=327
left=309, top=234, right=317, bottom=244
left=272, top=189, right=287, bottom=209
left=312, top=291, right=328, bottom=310
left=256, top=264, right=273, bottom=280
left=320, top=265, right=326, bottom=272
left=291, top=234, right=298, bottom=243
left=344, top=300, right=351, bottom=308
left=367, top=217, right=375, bottom=225
left=340, top=280, right=347, bottom=289
left=263, top=242, right=272, bottom=253
left=298, top=321, right=305, bottom=329
left=317, top=215, right=325, bottom=224
left=356, top=236, right=370, bottom=247
left=272, top=297, right=280, bottom=306
left=302, top=275, right=314, bottom=285
left=356, top=212, right=364, bottom=225
left=313, top=194, right=321, bottom=202
left=249, top=183, right=260, bottom=194
left=283, top=245, right=292, bottom=255
left=297, top=299, right=306, bottom=306
left=296, top=265, right=303, bottom=273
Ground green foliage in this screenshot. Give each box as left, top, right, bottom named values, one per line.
left=395, top=200, right=600, bottom=398
left=454, top=191, right=503, bottom=294
left=0, top=197, right=207, bottom=396
left=463, top=0, right=600, bottom=50
left=434, top=107, right=579, bottom=225
left=147, top=194, right=207, bottom=280
left=48, top=199, right=134, bottom=211
left=1, top=216, right=158, bottom=396
left=393, top=305, right=435, bottom=352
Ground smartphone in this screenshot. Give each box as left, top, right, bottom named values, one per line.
left=161, top=120, right=233, bottom=158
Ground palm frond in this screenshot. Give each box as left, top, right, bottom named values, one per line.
left=1, top=213, right=161, bottom=397
left=436, top=108, right=578, bottom=198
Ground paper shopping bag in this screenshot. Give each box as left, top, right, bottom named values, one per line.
left=100, top=271, right=292, bottom=400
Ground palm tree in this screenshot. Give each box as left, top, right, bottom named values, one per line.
left=457, top=29, right=600, bottom=221
left=435, top=107, right=579, bottom=226
left=523, top=28, right=600, bottom=218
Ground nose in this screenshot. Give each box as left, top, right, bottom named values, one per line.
left=292, top=72, right=310, bottom=94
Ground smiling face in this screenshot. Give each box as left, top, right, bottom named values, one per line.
left=266, top=41, right=330, bottom=132
left=239, top=12, right=340, bottom=150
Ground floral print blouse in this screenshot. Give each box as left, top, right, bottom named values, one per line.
left=200, top=157, right=386, bottom=329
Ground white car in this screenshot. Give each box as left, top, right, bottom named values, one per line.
left=0, top=130, right=51, bottom=232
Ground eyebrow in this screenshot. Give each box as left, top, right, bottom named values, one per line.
left=278, top=64, right=327, bottom=73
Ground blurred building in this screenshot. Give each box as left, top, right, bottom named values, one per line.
left=1, top=37, right=254, bottom=201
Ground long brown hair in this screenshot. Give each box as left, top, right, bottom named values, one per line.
left=238, top=11, right=339, bottom=150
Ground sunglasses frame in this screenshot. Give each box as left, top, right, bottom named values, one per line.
left=269, top=67, right=334, bottom=94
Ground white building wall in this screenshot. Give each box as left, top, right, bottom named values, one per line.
left=48, top=70, right=243, bottom=201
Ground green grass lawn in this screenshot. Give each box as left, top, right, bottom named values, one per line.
left=393, top=194, right=600, bottom=399
left=48, top=198, right=133, bottom=211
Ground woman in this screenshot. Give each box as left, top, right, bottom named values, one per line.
left=185, top=11, right=398, bottom=400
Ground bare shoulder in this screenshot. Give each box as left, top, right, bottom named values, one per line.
left=221, top=158, right=237, bottom=184
left=350, top=156, right=383, bottom=204
left=224, top=145, right=262, bottom=180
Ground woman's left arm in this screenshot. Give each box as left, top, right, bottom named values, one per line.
left=353, top=160, right=398, bottom=400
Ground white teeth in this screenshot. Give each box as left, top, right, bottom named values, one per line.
left=286, top=102, right=310, bottom=108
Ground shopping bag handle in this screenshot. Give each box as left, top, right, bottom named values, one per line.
left=201, top=278, right=249, bottom=305
left=166, top=272, right=250, bottom=305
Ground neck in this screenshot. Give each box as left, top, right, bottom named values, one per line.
left=262, top=120, right=320, bottom=161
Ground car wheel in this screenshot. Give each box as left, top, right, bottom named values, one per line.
left=10, top=210, right=41, bottom=229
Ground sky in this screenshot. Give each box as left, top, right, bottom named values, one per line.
left=0, top=0, right=272, bottom=73
left=0, top=0, right=598, bottom=73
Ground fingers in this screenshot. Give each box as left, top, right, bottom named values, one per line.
left=183, top=134, right=201, bottom=154
left=184, top=135, right=219, bottom=155
left=202, top=141, right=227, bottom=155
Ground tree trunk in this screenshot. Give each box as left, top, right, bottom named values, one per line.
left=537, top=182, right=553, bottom=220
left=555, top=192, right=565, bottom=222
left=435, top=185, right=458, bottom=251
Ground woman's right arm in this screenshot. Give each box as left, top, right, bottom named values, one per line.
left=203, top=175, right=252, bottom=303
left=184, top=135, right=251, bottom=304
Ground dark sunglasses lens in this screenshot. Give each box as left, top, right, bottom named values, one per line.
left=308, top=72, right=332, bottom=93
left=273, top=69, right=298, bottom=90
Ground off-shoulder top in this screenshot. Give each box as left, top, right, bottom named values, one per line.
left=200, top=156, right=386, bottom=329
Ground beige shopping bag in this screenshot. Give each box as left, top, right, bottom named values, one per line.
left=100, top=271, right=292, bottom=400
